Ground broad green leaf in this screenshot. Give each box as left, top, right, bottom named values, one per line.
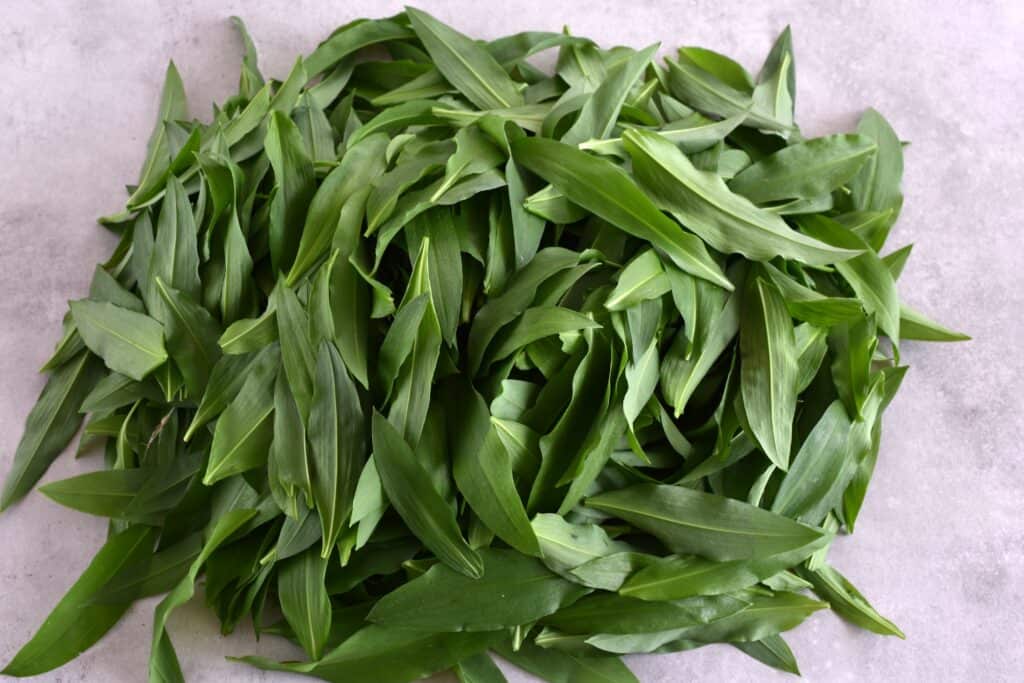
left=269, top=370, right=313, bottom=516
left=679, top=590, right=827, bottom=644
left=184, top=348, right=273, bottom=441
left=2, top=526, right=156, bottom=677
left=278, top=547, right=332, bottom=659
left=455, top=653, right=507, bottom=683
left=265, top=110, right=317, bottom=273
left=203, top=347, right=278, bottom=485
left=468, top=247, right=580, bottom=374
left=448, top=377, right=540, bottom=556
left=149, top=508, right=257, bottom=682
left=850, top=108, right=904, bottom=219
left=368, top=548, right=587, bottom=631
left=801, top=217, right=900, bottom=345
left=605, top=249, right=671, bottom=312
left=70, top=300, right=167, bottom=381
left=799, top=564, right=905, bottom=638
left=234, top=626, right=503, bottom=683
left=624, top=128, right=857, bottom=266
left=900, top=303, right=970, bottom=341
left=660, top=268, right=741, bottom=416
left=771, top=400, right=852, bottom=525
left=531, top=513, right=630, bottom=577
left=618, top=529, right=828, bottom=601
left=273, top=282, right=317, bottom=419
left=544, top=592, right=746, bottom=635
left=733, top=635, right=800, bottom=675
left=562, top=44, right=658, bottom=145
left=729, top=134, right=876, bottom=203
left=587, top=483, right=824, bottom=561
left=510, top=136, right=731, bottom=289
left=485, top=306, right=599, bottom=369
left=147, top=177, right=201, bottom=319
left=1, top=351, right=103, bottom=509
left=304, top=18, right=414, bottom=76
left=309, top=341, right=366, bottom=557
left=39, top=468, right=150, bottom=518
left=287, top=133, right=389, bottom=283
left=406, top=7, right=524, bottom=110
left=665, top=57, right=789, bottom=132
left=751, top=27, right=795, bottom=130
left=740, top=277, right=798, bottom=470
left=372, top=411, right=483, bottom=578
left=497, top=641, right=639, bottom=683
left=154, top=278, right=222, bottom=398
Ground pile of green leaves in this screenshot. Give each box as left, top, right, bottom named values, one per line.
left=1, top=8, right=967, bottom=682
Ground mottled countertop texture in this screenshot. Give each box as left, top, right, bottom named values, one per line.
left=1, top=1, right=1021, bottom=681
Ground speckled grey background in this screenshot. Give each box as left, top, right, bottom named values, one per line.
left=1, top=1, right=1021, bottom=681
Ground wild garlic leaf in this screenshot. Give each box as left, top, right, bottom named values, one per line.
left=309, top=341, right=366, bottom=557
left=729, top=134, right=877, bottom=203
left=625, top=128, right=858, bottom=266
left=511, top=135, right=731, bottom=289
left=587, top=483, right=824, bottom=561
left=739, top=276, right=799, bottom=470
left=70, top=300, right=168, bottom=381
left=372, top=411, right=483, bottom=578
left=406, top=7, right=524, bottom=110
left=368, top=548, right=587, bottom=631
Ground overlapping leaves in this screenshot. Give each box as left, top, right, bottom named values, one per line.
left=2, top=9, right=964, bottom=683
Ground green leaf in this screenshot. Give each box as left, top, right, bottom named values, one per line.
left=624, top=128, right=857, bottom=266
left=447, top=377, right=540, bottom=556
left=543, top=592, right=746, bottom=635
left=497, top=641, right=639, bottom=683
left=368, top=548, right=587, bottom=631
left=2, top=526, right=156, bottom=677
left=406, top=7, right=524, bottom=110
left=510, top=136, right=731, bottom=289
left=605, top=249, right=671, bottom=312
left=265, top=110, right=317, bottom=273
left=154, top=278, right=222, bottom=398
left=660, top=268, right=741, bottom=417
left=733, top=634, right=800, bottom=675
left=899, top=303, right=970, bottom=341
left=304, top=18, right=415, bottom=76
left=485, top=306, right=600, bottom=369
left=70, top=300, right=168, bottom=381
left=771, top=401, right=852, bottom=525
left=278, top=546, right=332, bottom=659
left=729, top=134, right=877, bottom=203
left=562, top=44, right=658, bottom=145
left=235, top=626, right=503, bottom=683
left=586, top=483, right=824, bottom=561
left=269, top=370, right=313, bottom=516
left=532, top=513, right=630, bottom=577
left=1, top=351, right=103, bottom=509
left=309, top=341, right=367, bottom=557
left=455, top=653, right=508, bottom=683
left=850, top=108, right=904, bottom=218
left=203, top=347, right=278, bottom=485
left=468, top=247, right=580, bottom=374
left=799, top=564, right=905, bottom=638
left=39, top=468, right=150, bottom=518
left=273, top=282, right=317, bottom=419
left=149, top=508, right=258, bottom=682
left=184, top=348, right=273, bottom=441
left=801, top=218, right=900, bottom=346
left=740, top=277, right=798, bottom=470
left=371, top=411, right=483, bottom=578
left=146, top=177, right=201, bottom=318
